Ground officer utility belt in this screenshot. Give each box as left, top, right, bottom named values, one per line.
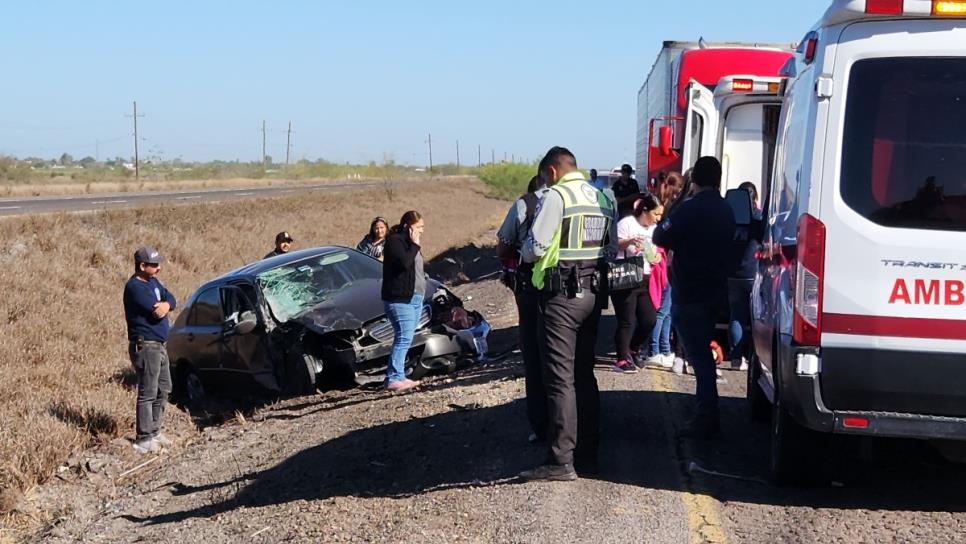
left=542, top=263, right=603, bottom=299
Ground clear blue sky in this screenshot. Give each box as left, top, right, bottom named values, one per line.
left=0, top=1, right=820, bottom=169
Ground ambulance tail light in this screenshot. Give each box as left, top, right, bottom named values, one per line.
left=866, top=0, right=903, bottom=14
left=732, top=79, right=754, bottom=92
left=793, top=214, right=826, bottom=346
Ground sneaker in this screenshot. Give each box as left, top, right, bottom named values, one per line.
left=385, top=379, right=419, bottom=392
left=630, top=351, right=645, bottom=369
left=132, top=437, right=160, bottom=454
left=672, top=357, right=686, bottom=375
left=730, top=357, right=749, bottom=371
left=519, top=463, right=578, bottom=482
left=153, top=433, right=173, bottom=447
left=645, top=353, right=674, bottom=369
left=612, top=360, right=639, bottom=374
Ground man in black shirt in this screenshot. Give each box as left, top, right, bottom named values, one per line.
left=653, top=156, right=736, bottom=438
left=264, top=231, right=294, bottom=259
left=610, top=164, right=642, bottom=218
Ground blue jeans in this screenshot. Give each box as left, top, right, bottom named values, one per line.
left=648, top=285, right=673, bottom=356
left=672, top=299, right=719, bottom=419
left=384, top=294, right=424, bottom=384
left=728, top=279, right=754, bottom=362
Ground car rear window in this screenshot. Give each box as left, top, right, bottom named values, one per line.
left=841, top=58, right=966, bottom=232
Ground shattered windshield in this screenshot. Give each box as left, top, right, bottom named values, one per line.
left=257, top=251, right=382, bottom=322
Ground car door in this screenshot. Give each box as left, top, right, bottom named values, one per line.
left=681, top=81, right=719, bottom=172
left=220, top=283, right=274, bottom=379
left=181, top=286, right=224, bottom=374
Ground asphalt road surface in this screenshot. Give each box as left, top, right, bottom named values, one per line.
left=0, top=182, right=378, bottom=216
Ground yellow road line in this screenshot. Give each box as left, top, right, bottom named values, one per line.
left=650, top=370, right=727, bottom=544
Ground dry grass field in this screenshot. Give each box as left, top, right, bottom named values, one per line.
left=0, top=177, right=507, bottom=523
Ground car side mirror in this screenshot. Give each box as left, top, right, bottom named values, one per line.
left=233, top=311, right=258, bottom=335
left=725, top=188, right=754, bottom=227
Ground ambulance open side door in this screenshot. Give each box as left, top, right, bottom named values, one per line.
left=681, top=81, right=719, bottom=173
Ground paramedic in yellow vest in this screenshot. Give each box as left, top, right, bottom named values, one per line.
left=518, top=146, right=617, bottom=482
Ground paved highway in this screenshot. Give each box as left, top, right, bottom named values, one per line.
left=0, top=181, right=379, bottom=216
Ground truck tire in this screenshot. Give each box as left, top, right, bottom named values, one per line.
left=747, top=352, right=770, bottom=423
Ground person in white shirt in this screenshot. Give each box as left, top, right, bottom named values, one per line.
left=611, top=194, right=664, bottom=373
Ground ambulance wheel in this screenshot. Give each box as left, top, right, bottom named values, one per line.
left=770, top=367, right=825, bottom=486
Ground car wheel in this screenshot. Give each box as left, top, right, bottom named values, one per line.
left=747, top=352, right=770, bottom=423
left=285, top=350, right=319, bottom=395
left=172, top=361, right=204, bottom=403
left=406, top=357, right=430, bottom=381
left=185, top=370, right=206, bottom=402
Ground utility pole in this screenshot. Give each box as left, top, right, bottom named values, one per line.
left=478, top=144, right=481, bottom=168
left=456, top=139, right=460, bottom=171
left=125, top=101, right=145, bottom=178
left=95, top=139, right=99, bottom=162
left=427, top=133, right=433, bottom=172
left=261, top=120, right=267, bottom=165
left=491, top=148, right=495, bottom=164
left=286, top=121, right=292, bottom=165
left=511, top=154, right=515, bottom=163
left=504, top=151, right=507, bottom=162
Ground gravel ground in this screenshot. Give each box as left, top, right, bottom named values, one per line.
left=18, top=235, right=966, bottom=543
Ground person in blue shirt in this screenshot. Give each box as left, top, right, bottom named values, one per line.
left=123, top=246, right=177, bottom=454
left=588, top=169, right=605, bottom=191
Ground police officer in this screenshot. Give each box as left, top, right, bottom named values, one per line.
left=496, top=170, right=550, bottom=444
left=123, top=246, right=178, bottom=454
left=518, top=147, right=617, bottom=481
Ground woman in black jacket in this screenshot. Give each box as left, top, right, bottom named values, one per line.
left=381, top=210, right=425, bottom=392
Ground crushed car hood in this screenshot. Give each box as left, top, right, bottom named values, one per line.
left=291, top=278, right=443, bottom=333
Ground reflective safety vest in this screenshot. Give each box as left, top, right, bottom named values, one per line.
left=532, top=172, right=615, bottom=289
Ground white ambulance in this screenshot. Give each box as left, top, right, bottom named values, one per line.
left=748, top=0, right=966, bottom=483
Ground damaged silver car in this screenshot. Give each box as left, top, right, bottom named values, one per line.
left=167, top=246, right=490, bottom=399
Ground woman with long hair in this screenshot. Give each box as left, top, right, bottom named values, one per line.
left=645, top=172, right=684, bottom=369
left=380, top=211, right=426, bottom=392
left=356, top=216, right=390, bottom=260
left=612, top=194, right=664, bottom=373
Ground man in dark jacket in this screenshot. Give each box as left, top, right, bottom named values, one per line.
left=653, top=156, right=736, bottom=438
left=123, top=246, right=177, bottom=453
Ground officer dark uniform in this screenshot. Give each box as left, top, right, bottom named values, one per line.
left=497, top=178, right=550, bottom=442
left=519, top=147, right=617, bottom=481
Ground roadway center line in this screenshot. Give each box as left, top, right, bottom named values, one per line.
left=108, top=200, right=127, bottom=204
left=237, top=192, right=254, bottom=196
left=0, top=206, right=22, bottom=210
left=177, top=195, right=202, bottom=200
left=650, top=370, right=728, bottom=544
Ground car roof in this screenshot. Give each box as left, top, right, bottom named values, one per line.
left=198, top=246, right=358, bottom=289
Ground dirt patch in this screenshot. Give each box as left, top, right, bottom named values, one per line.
left=0, top=177, right=507, bottom=537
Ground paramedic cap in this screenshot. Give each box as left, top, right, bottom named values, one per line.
left=134, top=246, right=164, bottom=265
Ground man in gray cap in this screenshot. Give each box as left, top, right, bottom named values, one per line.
left=264, top=231, right=294, bottom=259
left=123, top=246, right=177, bottom=453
